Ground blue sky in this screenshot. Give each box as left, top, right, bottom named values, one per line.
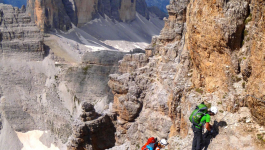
left=2, top=0, right=27, bottom=8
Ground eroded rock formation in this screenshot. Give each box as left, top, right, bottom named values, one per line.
left=0, top=3, right=43, bottom=60
left=68, top=102, right=116, bottom=150
left=26, top=0, right=154, bottom=31
left=0, top=2, right=163, bottom=150
left=1, top=0, right=265, bottom=149
left=108, top=0, right=265, bottom=149
left=27, top=0, right=73, bottom=32
left=187, top=0, right=249, bottom=92
left=108, top=0, right=190, bottom=146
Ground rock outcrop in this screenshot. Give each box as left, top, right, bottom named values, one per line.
left=108, top=0, right=190, bottom=144
left=246, top=0, right=265, bottom=125
left=0, top=1, right=162, bottom=150
left=186, top=0, right=249, bottom=92
left=68, top=102, right=116, bottom=150
left=2, top=0, right=265, bottom=149
left=27, top=0, right=153, bottom=31
left=27, top=0, right=73, bottom=32
left=108, top=0, right=265, bottom=149
left=0, top=31, right=146, bottom=149
left=0, top=4, right=43, bottom=60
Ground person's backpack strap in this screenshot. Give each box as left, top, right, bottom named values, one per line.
left=191, top=106, right=207, bottom=126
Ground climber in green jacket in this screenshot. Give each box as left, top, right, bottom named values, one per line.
left=189, top=103, right=218, bottom=150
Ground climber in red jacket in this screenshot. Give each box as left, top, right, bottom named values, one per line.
left=155, top=139, right=168, bottom=150
left=142, top=137, right=168, bottom=150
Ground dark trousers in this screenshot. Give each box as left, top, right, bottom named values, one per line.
left=192, top=126, right=202, bottom=150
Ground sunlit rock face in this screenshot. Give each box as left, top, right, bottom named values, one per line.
left=26, top=0, right=152, bottom=31
left=246, top=0, right=265, bottom=126
left=0, top=1, right=164, bottom=150
left=186, top=0, right=249, bottom=92
left=1, top=0, right=265, bottom=150
left=108, top=0, right=265, bottom=149
left=27, top=0, right=73, bottom=32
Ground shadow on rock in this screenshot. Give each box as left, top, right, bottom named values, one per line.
left=202, top=120, right=227, bottom=150
left=43, top=44, right=50, bottom=58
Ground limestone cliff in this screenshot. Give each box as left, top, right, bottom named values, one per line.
left=0, top=2, right=162, bottom=150
left=108, top=0, right=265, bottom=149
left=26, top=0, right=153, bottom=31
left=246, top=0, right=265, bottom=126
left=27, top=0, right=73, bottom=32
left=2, top=0, right=265, bottom=149
left=0, top=3, right=43, bottom=60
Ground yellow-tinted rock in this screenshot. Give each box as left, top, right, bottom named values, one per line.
left=186, top=0, right=249, bottom=91
left=246, top=0, right=265, bottom=125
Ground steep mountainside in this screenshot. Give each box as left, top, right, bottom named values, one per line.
left=0, top=4, right=43, bottom=60
left=108, top=0, right=265, bottom=149
left=1, top=0, right=265, bottom=150
left=26, top=0, right=156, bottom=32
left=0, top=1, right=164, bottom=150
left=25, top=0, right=164, bottom=52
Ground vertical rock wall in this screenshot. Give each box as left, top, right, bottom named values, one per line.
left=246, top=0, right=265, bottom=125
left=108, top=0, right=191, bottom=147
left=27, top=0, right=149, bottom=31
left=186, top=0, right=249, bottom=92
left=108, top=0, right=265, bottom=149
left=74, top=0, right=97, bottom=27
left=119, top=0, right=136, bottom=22
left=27, top=0, right=73, bottom=32
left=0, top=4, right=43, bottom=60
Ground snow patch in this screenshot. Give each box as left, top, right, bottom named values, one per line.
left=16, top=130, right=59, bottom=150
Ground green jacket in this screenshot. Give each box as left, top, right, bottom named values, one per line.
left=195, top=113, right=211, bottom=129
